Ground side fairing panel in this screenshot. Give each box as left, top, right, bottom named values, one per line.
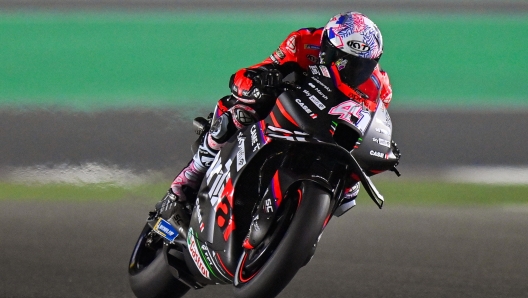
left=184, top=121, right=269, bottom=284
left=351, top=101, right=398, bottom=175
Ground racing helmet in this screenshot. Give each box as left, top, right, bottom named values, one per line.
left=320, top=12, right=383, bottom=88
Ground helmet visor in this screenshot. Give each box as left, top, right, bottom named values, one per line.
left=320, top=32, right=380, bottom=88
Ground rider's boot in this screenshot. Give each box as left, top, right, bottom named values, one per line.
left=170, top=134, right=219, bottom=202
left=334, top=182, right=360, bottom=217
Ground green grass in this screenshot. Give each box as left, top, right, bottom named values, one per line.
left=366, top=181, right=528, bottom=206
left=1, top=181, right=527, bottom=206
left=0, top=182, right=168, bottom=202
left=1, top=11, right=527, bottom=110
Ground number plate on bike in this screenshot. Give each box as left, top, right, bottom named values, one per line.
left=153, top=218, right=179, bottom=242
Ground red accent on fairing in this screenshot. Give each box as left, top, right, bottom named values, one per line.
left=221, top=178, right=235, bottom=208
left=297, top=189, right=303, bottom=208
left=276, top=99, right=300, bottom=127
left=223, top=217, right=235, bottom=241
left=370, top=169, right=385, bottom=174
left=270, top=111, right=280, bottom=127
left=351, top=173, right=361, bottom=182
left=216, top=254, right=234, bottom=278
left=238, top=253, right=259, bottom=283
left=323, top=214, right=331, bottom=228
left=217, top=215, right=226, bottom=227
left=219, top=202, right=228, bottom=215
left=242, top=238, right=254, bottom=250
left=213, top=177, right=236, bottom=241
left=272, top=171, right=283, bottom=207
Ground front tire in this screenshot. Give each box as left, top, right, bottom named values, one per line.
left=128, top=224, right=190, bottom=298
left=233, top=181, right=331, bottom=298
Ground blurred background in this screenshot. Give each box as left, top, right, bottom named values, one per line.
left=0, top=0, right=527, bottom=191
left=1, top=2, right=528, bottom=298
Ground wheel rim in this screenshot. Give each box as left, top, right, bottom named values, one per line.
left=128, top=225, right=163, bottom=275
left=237, top=188, right=301, bottom=282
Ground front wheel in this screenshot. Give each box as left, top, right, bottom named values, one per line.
left=233, top=181, right=331, bottom=298
left=128, top=224, right=190, bottom=298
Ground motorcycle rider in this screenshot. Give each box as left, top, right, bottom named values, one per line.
left=161, top=11, right=394, bottom=217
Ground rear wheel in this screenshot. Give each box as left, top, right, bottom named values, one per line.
left=233, top=181, right=331, bottom=298
left=128, top=224, right=190, bottom=298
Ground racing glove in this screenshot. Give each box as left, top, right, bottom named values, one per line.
left=229, top=65, right=283, bottom=103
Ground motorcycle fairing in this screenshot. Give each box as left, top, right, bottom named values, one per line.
left=183, top=120, right=272, bottom=284
left=181, top=70, right=397, bottom=284
left=350, top=99, right=399, bottom=176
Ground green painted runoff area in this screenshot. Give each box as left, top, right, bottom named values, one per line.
left=1, top=11, right=527, bottom=110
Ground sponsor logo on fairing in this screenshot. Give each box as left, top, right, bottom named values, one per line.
left=319, top=65, right=331, bottom=78
left=373, top=137, right=391, bottom=148
left=250, top=125, right=260, bottom=152
left=295, top=98, right=313, bottom=114
left=312, top=77, right=332, bottom=92
left=195, top=198, right=205, bottom=232
left=236, top=132, right=246, bottom=171
left=370, top=150, right=386, bottom=159
left=207, top=157, right=233, bottom=209
left=377, top=104, right=393, bottom=129
left=309, top=65, right=320, bottom=75
left=188, top=228, right=210, bottom=279
left=267, top=125, right=310, bottom=142
left=307, top=82, right=329, bottom=100
left=265, top=198, right=274, bottom=213
left=375, top=127, right=390, bottom=136
left=309, top=95, right=325, bottom=110
left=295, top=98, right=318, bottom=118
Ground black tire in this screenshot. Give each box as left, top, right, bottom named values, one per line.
left=233, top=181, right=331, bottom=298
left=128, top=224, right=190, bottom=298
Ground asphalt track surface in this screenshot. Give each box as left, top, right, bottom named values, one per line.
left=2, top=109, right=528, bottom=172
left=1, top=109, right=528, bottom=297
left=1, top=198, right=527, bottom=298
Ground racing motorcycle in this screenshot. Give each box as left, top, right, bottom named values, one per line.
left=128, top=65, right=401, bottom=298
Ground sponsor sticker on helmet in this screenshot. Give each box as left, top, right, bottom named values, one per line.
left=335, top=58, right=348, bottom=71
left=347, top=40, right=370, bottom=53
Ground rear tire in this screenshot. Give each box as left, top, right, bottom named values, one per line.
left=128, top=224, right=190, bottom=298
left=233, top=181, right=331, bottom=298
